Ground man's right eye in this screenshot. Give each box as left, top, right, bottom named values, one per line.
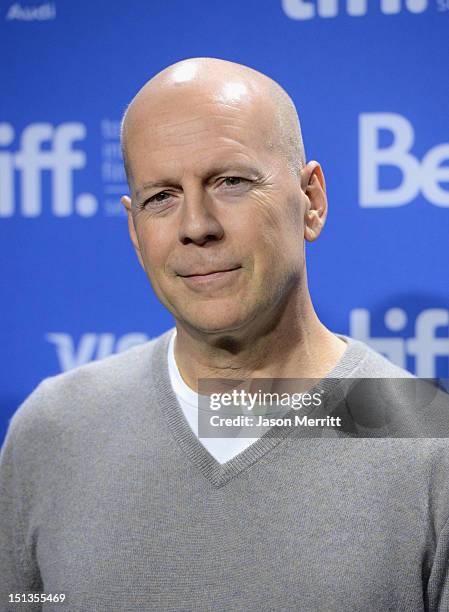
left=140, top=192, right=171, bottom=208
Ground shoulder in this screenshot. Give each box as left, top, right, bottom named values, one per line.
left=339, top=335, right=415, bottom=379
left=3, top=327, right=174, bottom=451
left=338, top=335, right=449, bottom=439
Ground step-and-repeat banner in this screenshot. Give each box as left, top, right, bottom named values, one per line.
left=1, top=0, right=448, bottom=443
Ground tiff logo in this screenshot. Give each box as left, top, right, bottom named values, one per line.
left=0, top=122, right=98, bottom=217
left=350, top=308, right=449, bottom=377
left=282, top=0, right=429, bottom=19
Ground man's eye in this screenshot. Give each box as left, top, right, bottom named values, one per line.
left=139, top=178, right=248, bottom=209
left=151, top=191, right=171, bottom=202
left=222, top=177, right=246, bottom=187
left=141, top=192, right=170, bottom=207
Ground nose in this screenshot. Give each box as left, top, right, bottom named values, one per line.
left=178, top=186, right=224, bottom=246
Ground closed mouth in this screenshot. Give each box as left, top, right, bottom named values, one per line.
left=181, top=266, right=241, bottom=277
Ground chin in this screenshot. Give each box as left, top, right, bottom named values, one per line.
left=187, top=319, right=246, bottom=335
left=181, top=307, right=251, bottom=335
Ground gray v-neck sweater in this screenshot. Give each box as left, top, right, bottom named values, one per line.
left=1, top=328, right=449, bottom=611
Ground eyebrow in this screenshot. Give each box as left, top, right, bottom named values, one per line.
left=135, top=163, right=263, bottom=199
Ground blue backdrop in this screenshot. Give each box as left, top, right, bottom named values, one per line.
left=1, top=0, right=448, bottom=444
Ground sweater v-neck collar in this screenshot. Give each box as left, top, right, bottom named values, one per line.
left=149, top=327, right=369, bottom=488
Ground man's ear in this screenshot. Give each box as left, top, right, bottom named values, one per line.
left=300, top=161, right=328, bottom=242
left=121, top=195, right=145, bottom=269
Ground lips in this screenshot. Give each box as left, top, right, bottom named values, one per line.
left=180, top=266, right=241, bottom=277
left=178, top=266, right=242, bottom=290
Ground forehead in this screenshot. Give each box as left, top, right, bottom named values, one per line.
left=124, top=89, right=278, bottom=182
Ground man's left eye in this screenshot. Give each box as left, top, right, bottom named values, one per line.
left=222, top=177, right=247, bottom=187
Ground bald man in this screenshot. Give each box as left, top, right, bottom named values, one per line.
left=1, top=58, right=448, bottom=611
left=119, top=57, right=346, bottom=389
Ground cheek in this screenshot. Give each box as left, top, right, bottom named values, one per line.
left=136, top=224, right=170, bottom=274
left=245, top=191, right=303, bottom=265
left=225, top=206, right=277, bottom=266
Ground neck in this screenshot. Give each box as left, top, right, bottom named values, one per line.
left=173, top=285, right=347, bottom=393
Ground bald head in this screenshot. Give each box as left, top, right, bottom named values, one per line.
left=120, top=57, right=306, bottom=184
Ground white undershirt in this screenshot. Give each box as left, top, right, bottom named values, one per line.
left=167, top=329, right=262, bottom=464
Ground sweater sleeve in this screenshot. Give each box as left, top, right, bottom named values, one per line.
left=0, top=384, right=46, bottom=610
left=426, top=514, right=449, bottom=611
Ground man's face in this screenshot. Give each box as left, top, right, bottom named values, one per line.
left=123, top=84, right=307, bottom=335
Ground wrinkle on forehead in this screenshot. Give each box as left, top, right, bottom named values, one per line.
left=121, top=57, right=306, bottom=182
left=138, top=101, right=270, bottom=154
